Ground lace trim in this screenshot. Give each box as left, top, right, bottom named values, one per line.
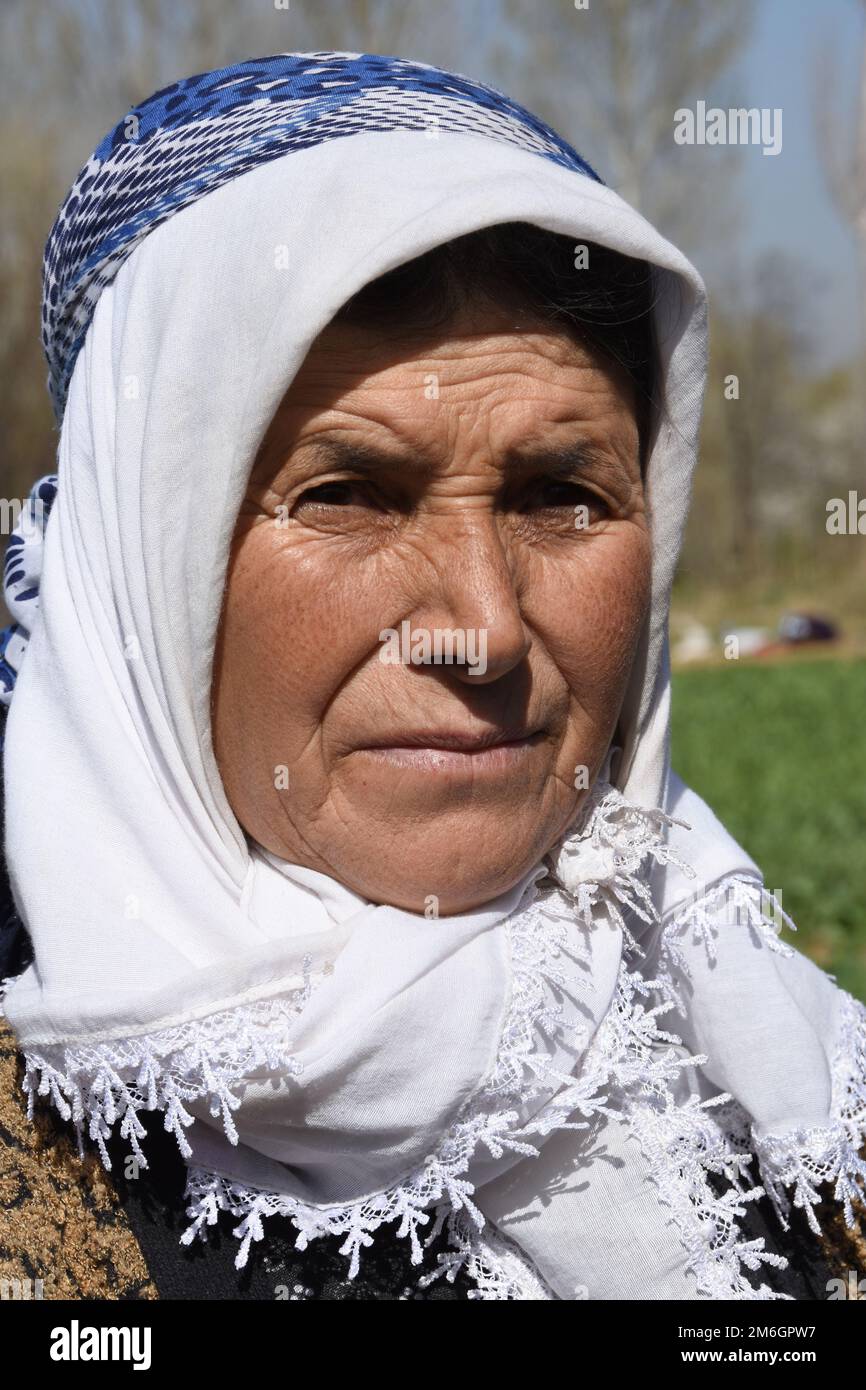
left=178, top=786, right=798, bottom=1298
left=663, top=874, right=797, bottom=973
left=418, top=1210, right=556, bottom=1300
left=660, top=876, right=866, bottom=1243
left=751, top=991, right=866, bottom=1235
left=17, top=977, right=314, bottom=1168
left=548, top=781, right=692, bottom=953
left=539, top=927, right=792, bottom=1300
left=181, top=871, right=599, bottom=1277
left=179, top=881, right=791, bottom=1298
left=600, top=989, right=789, bottom=1300
left=178, top=779, right=657, bottom=1282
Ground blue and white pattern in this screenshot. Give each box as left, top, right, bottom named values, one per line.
left=0, top=476, right=57, bottom=710
left=42, top=50, right=601, bottom=424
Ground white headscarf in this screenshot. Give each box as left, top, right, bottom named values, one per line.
left=2, top=118, right=864, bottom=1301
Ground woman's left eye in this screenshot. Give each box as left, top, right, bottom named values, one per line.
left=520, top=478, right=609, bottom=517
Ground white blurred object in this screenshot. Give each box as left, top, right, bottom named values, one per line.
left=671, top=622, right=714, bottom=662
left=719, top=625, right=771, bottom=657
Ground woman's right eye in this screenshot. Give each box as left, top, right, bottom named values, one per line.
left=291, top=480, right=375, bottom=513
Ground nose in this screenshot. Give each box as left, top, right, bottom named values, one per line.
left=410, top=512, right=531, bottom=685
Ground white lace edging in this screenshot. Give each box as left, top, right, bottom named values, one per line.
left=178, top=786, right=799, bottom=1299
left=548, top=780, right=693, bottom=953
left=178, top=879, right=790, bottom=1298
left=181, top=866, right=601, bottom=1279
left=178, top=778, right=662, bottom=1285
left=561, top=943, right=792, bottom=1300
left=751, top=990, right=866, bottom=1236
left=660, top=875, right=866, bottom=1245
left=16, top=980, right=314, bottom=1168
left=418, top=1210, right=556, bottom=1300
left=663, top=874, right=797, bottom=974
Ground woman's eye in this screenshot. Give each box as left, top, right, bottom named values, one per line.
left=291, top=480, right=374, bottom=512
left=520, top=478, right=609, bottom=518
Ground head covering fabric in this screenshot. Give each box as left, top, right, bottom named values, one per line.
left=2, top=52, right=864, bottom=1301
left=43, top=50, right=600, bottom=426
left=0, top=476, right=57, bottom=712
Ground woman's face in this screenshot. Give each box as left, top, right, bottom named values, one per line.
left=212, top=303, right=651, bottom=914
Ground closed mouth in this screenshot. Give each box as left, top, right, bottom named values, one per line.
left=358, top=727, right=546, bottom=754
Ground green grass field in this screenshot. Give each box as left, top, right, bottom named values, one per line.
left=671, top=656, right=866, bottom=1002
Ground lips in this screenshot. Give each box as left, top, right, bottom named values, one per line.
left=358, top=727, right=545, bottom=753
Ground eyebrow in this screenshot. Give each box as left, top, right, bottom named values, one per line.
left=290, top=437, right=438, bottom=480
left=502, top=439, right=628, bottom=480
left=289, top=435, right=626, bottom=481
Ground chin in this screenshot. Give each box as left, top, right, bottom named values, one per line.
left=343, top=814, right=557, bottom=916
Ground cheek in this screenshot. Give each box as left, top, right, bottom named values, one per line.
left=215, top=528, right=385, bottom=753
left=527, top=525, right=652, bottom=717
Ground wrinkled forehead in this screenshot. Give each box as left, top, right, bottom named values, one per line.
left=249, top=308, right=644, bottom=495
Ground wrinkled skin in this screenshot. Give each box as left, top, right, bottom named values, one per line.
left=212, top=303, right=651, bottom=914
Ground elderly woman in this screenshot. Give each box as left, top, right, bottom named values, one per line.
left=0, top=51, right=864, bottom=1303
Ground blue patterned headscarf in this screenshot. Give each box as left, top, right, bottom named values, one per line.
left=0, top=477, right=56, bottom=710
left=43, top=50, right=600, bottom=425
left=1, top=50, right=602, bottom=716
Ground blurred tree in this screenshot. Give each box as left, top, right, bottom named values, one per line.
left=687, top=258, right=811, bottom=588
left=489, top=0, right=752, bottom=254
left=684, top=255, right=864, bottom=606
left=814, top=0, right=866, bottom=410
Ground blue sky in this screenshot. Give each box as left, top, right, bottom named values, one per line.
left=733, top=0, right=863, bottom=366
